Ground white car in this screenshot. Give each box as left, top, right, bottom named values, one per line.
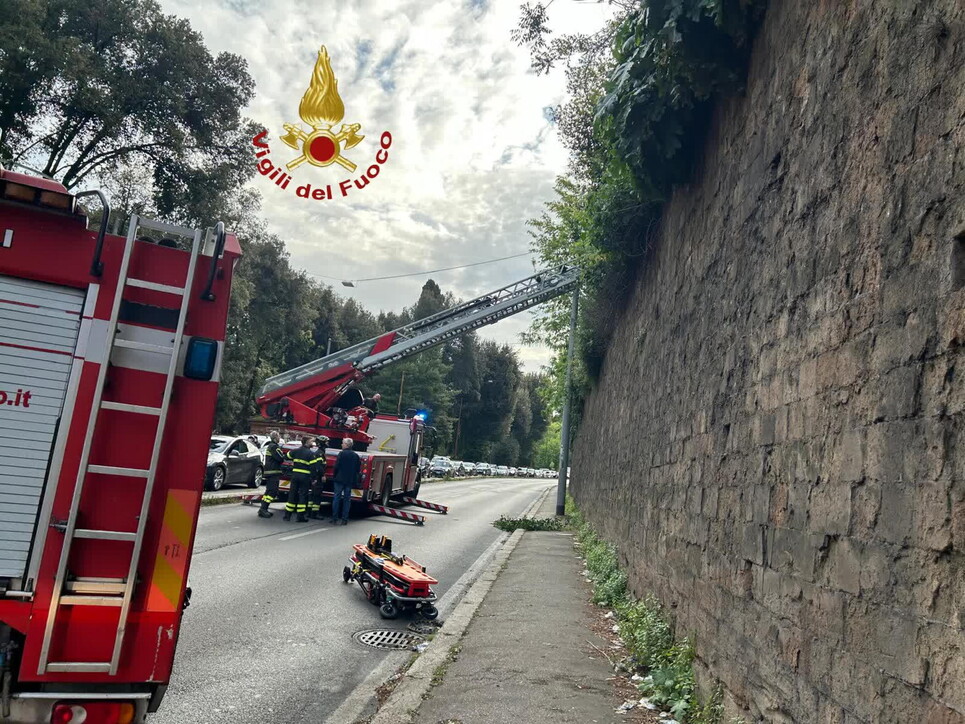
left=473, top=462, right=492, bottom=476
left=495, top=465, right=509, bottom=477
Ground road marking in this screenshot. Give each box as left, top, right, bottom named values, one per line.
left=278, top=528, right=330, bottom=541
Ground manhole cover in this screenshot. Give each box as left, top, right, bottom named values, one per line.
left=353, top=629, right=427, bottom=650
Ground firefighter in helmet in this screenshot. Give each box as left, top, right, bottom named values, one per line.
left=285, top=436, right=323, bottom=522
left=307, top=435, right=329, bottom=519
left=257, top=430, right=286, bottom=519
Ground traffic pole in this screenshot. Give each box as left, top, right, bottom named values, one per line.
left=556, top=286, right=579, bottom=516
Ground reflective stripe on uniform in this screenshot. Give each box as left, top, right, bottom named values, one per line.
left=292, top=468, right=311, bottom=474
left=262, top=495, right=274, bottom=503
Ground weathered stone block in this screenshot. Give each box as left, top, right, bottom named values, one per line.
left=809, top=478, right=852, bottom=535
left=873, top=364, right=921, bottom=421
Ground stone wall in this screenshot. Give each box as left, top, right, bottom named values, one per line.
left=570, top=1, right=965, bottom=721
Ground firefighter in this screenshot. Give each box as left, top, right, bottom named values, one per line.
left=257, top=430, right=285, bottom=519
left=285, top=436, right=322, bottom=522
left=362, top=392, right=381, bottom=415
left=308, top=435, right=329, bottom=519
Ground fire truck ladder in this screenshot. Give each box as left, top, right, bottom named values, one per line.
left=38, top=215, right=204, bottom=675
left=259, top=265, right=580, bottom=396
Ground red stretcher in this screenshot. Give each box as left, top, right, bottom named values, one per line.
left=342, top=534, right=438, bottom=620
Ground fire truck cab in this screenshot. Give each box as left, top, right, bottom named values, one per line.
left=0, top=167, right=239, bottom=722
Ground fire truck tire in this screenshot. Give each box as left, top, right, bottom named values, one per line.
left=342, top=566, right=352, bottom=583
left=247, top=466, right=263, bottom=488
left=411, top=481, right=421, bottom=498
left=380, top=474, right=393, bottom=506
left=207, top=465, right=226, bottom=491
left=420, top=604, right=438, bottom=620
left=379, top=602, right=399, bottom=620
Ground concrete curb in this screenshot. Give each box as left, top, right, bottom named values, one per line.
left=368, top=486, right=552, bottom=724
left=200, top=492, right=253, bottom=507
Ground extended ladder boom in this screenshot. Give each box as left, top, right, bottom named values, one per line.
left=257, top=265, right=579, bottom=400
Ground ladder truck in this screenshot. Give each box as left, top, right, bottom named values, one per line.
left=251, top=264, right=580, bottom=525
left=0, top=166, right=239, bottom=723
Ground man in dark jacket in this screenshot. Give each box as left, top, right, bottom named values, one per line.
left=285, top=436, right=323, bottom=522
left=257, top=431, right=286, bottom=519
left=331, top=437, right=361, bottom=525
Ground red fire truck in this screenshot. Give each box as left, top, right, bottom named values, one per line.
left=0, top=166, right=239, bottom=722
left=249, top=264, right=580, bottom=525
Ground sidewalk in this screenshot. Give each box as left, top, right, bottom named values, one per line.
left=371, top=493, right=651, bottom=724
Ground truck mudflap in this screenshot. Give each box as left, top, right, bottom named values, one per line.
left=399, top=497, right=448, bottom=514
left=367, top=504, right=425, bottom=526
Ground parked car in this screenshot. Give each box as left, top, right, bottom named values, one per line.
left=429, top=459, right=454, bottom=478
left=495, top=465, right=509, bottom=477
left=206, top=435, right=265, bottom=491
left=473, top=462, right=492, bottom=476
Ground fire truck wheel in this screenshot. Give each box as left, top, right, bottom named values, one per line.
left=342, top=566, right=352, bottom=583
left=411, top=481, right=421, bottom=498
left=380, top=474, right=393, bottom=506
left=379, top=602, right=399, bottom=620
left=420, top=604, right=438, bottom=620
left=248, top=466, right=263, bottom=488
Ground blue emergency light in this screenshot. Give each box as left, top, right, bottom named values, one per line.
left=183, top=337, right=219, bottom=380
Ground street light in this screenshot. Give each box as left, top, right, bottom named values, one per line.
left=341, top=280, right=355, bottom=287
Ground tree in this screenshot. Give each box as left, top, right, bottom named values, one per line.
left=215, top=229, right=318, bottom=431
left=0, top=0, right=259, bottom=225
left=459, top=342, right=521, bottom=461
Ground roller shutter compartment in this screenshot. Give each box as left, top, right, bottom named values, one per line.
left=0, top=276, right=85, bottom=579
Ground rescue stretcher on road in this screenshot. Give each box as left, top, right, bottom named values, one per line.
left=343, top=535, right=439, bottom=620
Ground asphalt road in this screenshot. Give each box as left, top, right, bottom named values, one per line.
left=153, top=477, right=552, bottom=724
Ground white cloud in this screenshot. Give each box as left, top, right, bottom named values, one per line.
left=159, top=0, right=614, bottom=371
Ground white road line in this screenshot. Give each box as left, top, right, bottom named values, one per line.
left=278, top=528, right=330, bottom=541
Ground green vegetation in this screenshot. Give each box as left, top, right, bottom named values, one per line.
left=569, top=498, right=730, bottom=724
left=0, top=0, right=258, bottom=225
left=516, top=0, right=765, bottom=397
left=492, top=515, right=566, bottom=532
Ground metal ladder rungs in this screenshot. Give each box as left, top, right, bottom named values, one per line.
left=87, top=465, right=150, bottom=478
left=46, top=662, right=113, bottom=673
left=74, top=528, right=137, bottom=542
left=126, top=278, right=185, bottom=295
left=101, top=401, right=162, bottom=415
left=113, top=339, right=174, bottom=354
left=65, top=578, right=128, bottom=595
left=136, top=217, right=196, bottom=237
left=59, top=594, right=123, bottom=607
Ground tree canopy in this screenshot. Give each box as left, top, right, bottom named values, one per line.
left=0, top=0, right=259, bottom=225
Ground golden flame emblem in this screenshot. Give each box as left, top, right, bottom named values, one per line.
left=281, top=46, right=364, bottom=172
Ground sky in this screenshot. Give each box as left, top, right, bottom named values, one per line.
left=159, top=0, right=614, bottom=370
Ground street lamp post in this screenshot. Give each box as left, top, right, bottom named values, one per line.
left=556, top=286, right=579, bottom=516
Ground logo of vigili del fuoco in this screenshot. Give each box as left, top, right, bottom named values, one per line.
left=251, top=45, right=392, bottom=201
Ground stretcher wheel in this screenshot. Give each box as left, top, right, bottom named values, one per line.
left=379, top=602, right=399, bottom=620
left=342, top=566, right=352, bottom=583
left=420, top=604, right=438, bottom=620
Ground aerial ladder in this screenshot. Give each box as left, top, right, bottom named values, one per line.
left=256, top=264, right=580, bottom=437
left=253, top=265, right=579, bottom=524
